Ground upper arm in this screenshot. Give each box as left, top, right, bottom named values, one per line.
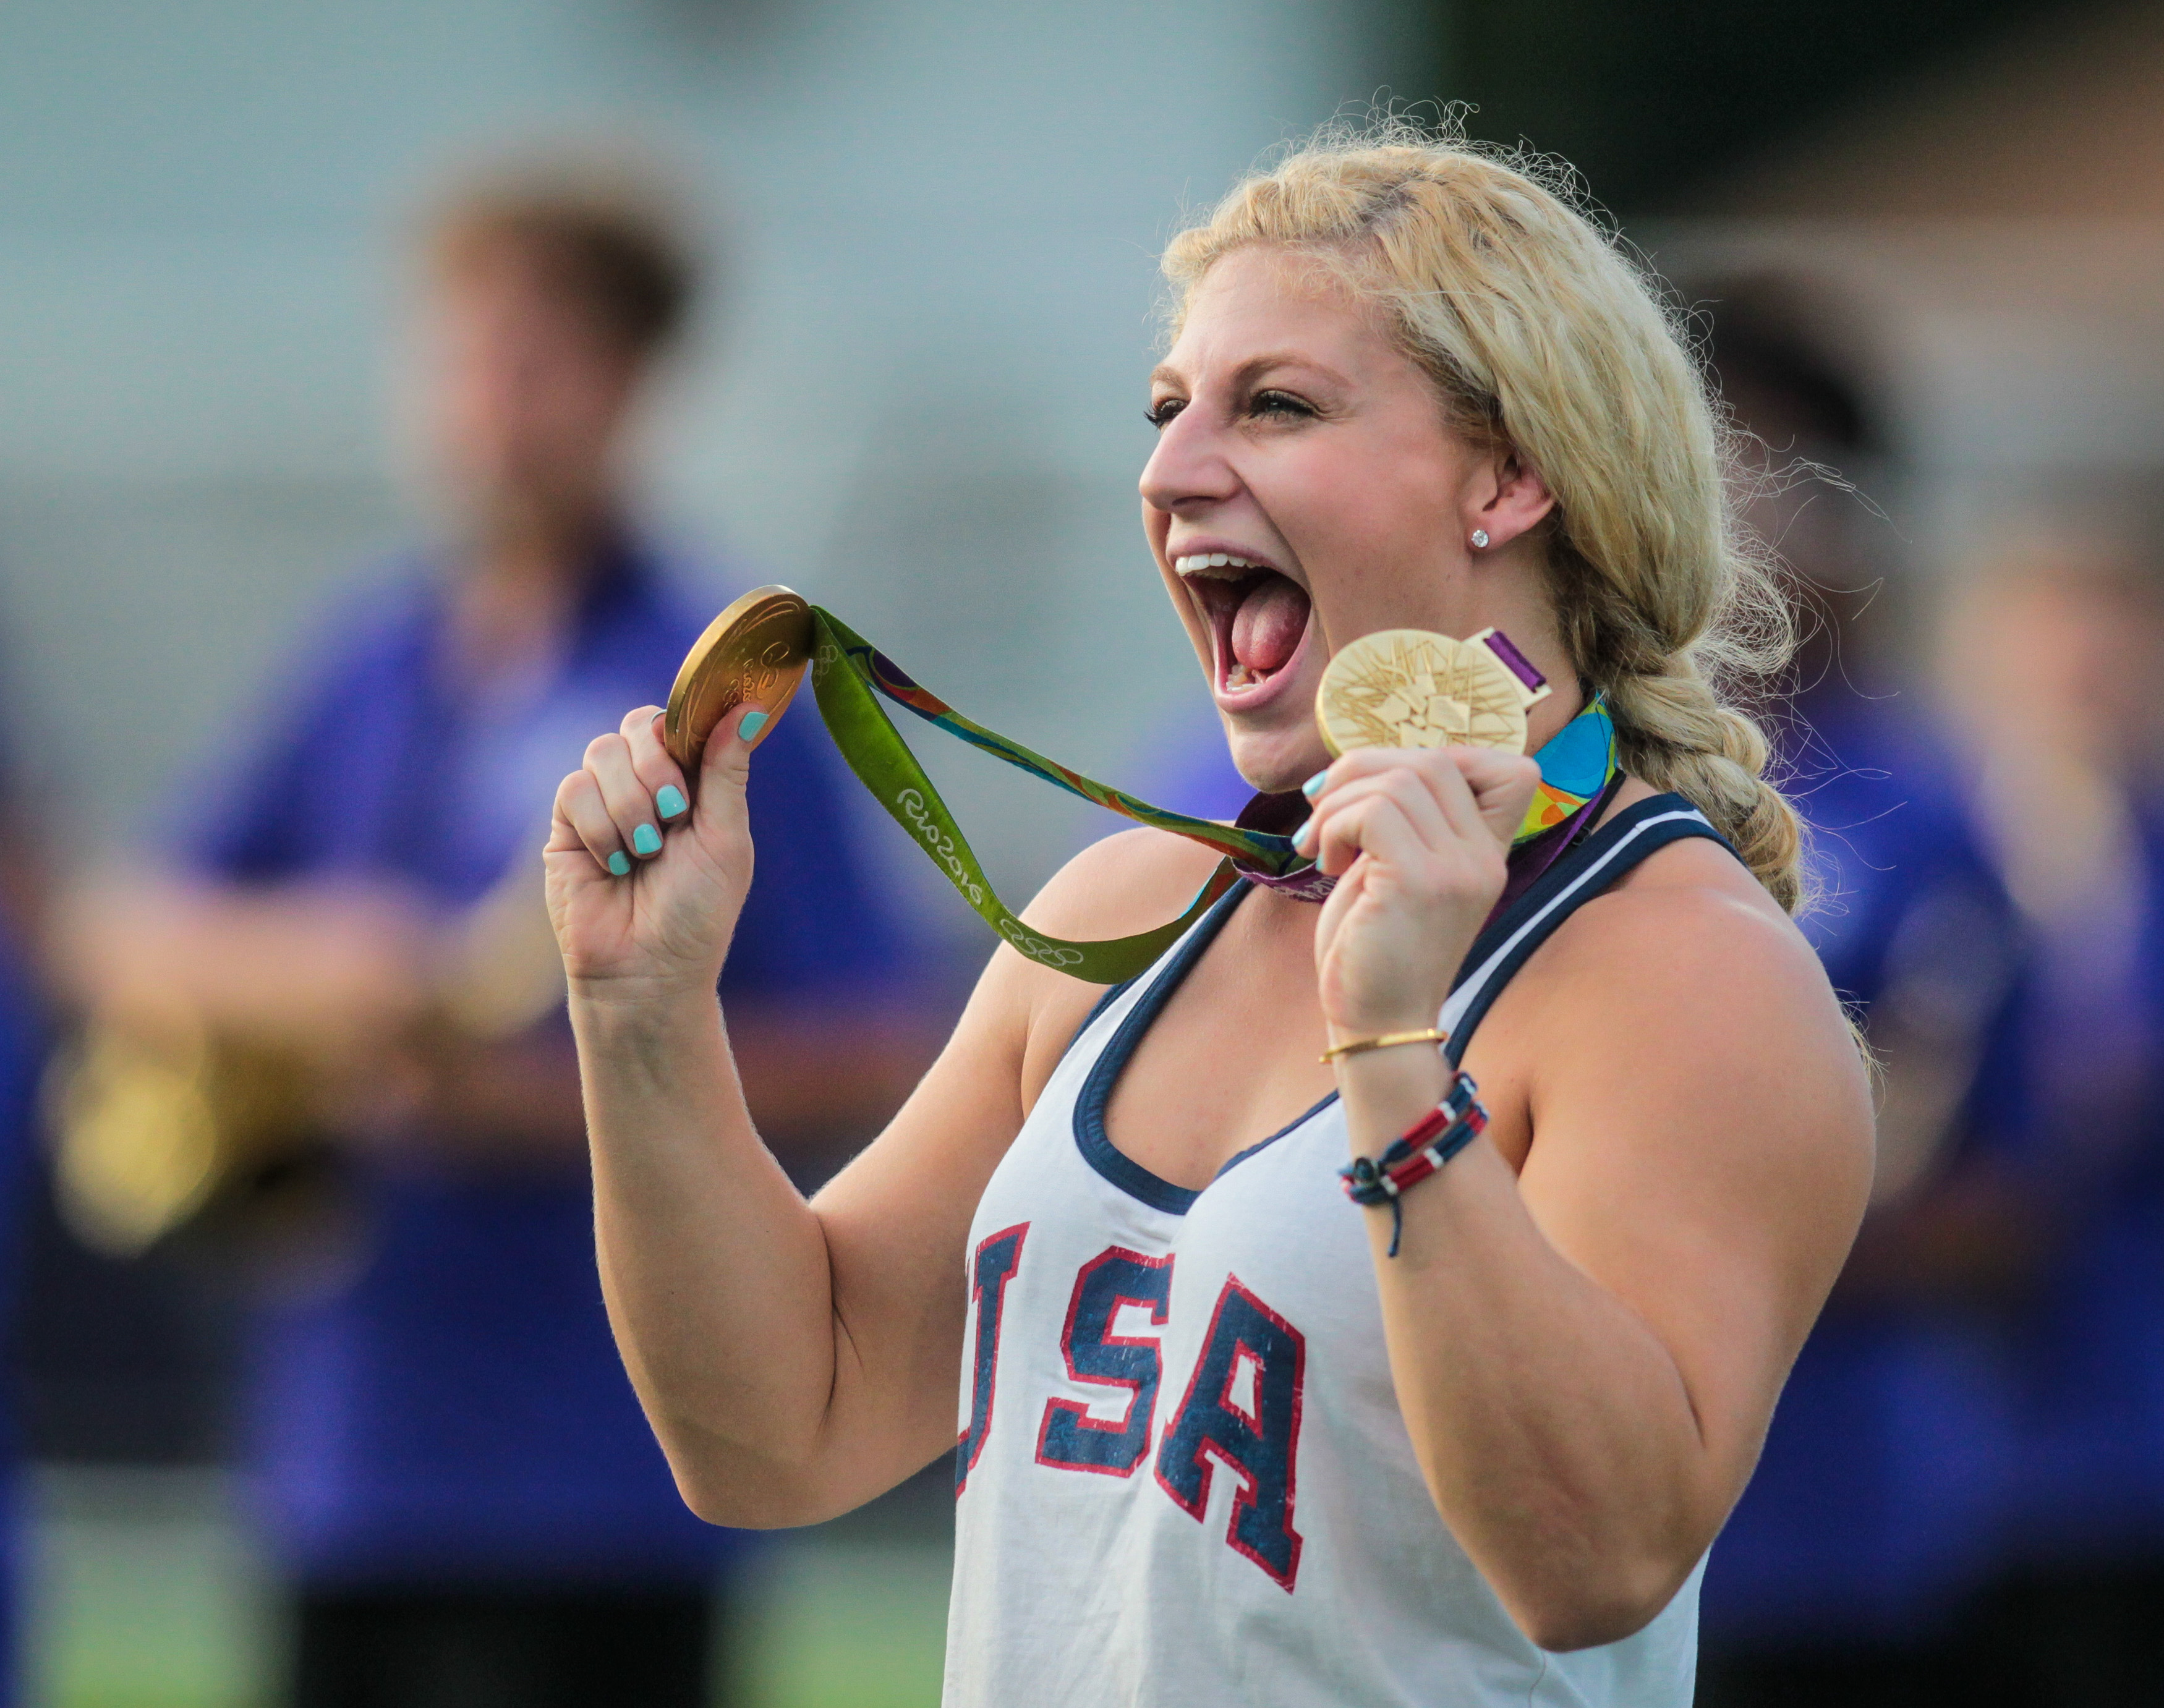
left=1499, top=882, right=1872, bottom=1496
left=788, top=826, right=1225, bottom=1498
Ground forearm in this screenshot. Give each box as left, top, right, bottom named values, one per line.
left=574, top=980, right=845, bottom=1519
left=1342, top=1049, right=1713, bottom=1647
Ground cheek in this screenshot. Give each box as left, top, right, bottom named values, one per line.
left=1276, top=434, right=1456, bottom=564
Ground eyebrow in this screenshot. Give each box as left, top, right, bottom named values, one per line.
left=1148, top=351, right=1354, bottom=392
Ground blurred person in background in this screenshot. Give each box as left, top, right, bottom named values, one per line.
left=1692, top=279, right=2030, bottom=1707
left=1936, top=534, right=2164, bottom=1708
left=56, top=157, right=926, bottom=1708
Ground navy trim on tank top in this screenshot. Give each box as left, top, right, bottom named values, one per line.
left=1071, top=791, right=1734, bottom=1212
left=1442, top=794, right=1732, bottom=1064
left=1071, top=883, right=1251, bottom=1214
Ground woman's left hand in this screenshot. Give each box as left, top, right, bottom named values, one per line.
left=1300, top=747, right=1542, bottom=1040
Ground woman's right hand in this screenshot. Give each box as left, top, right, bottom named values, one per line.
left=545, top=702, right=769, bottom=998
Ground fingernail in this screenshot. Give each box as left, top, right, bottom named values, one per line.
left=1300, top=770, right=1328, bottom=799
left=1294, top=819, right=1314, bottom=852
left=738, top=709, right=768, bottom=741
left=632, top=823, right=662, bottom=857
left=607, top=851, right=631, bottom=877
left=656, top=784, right=687, bottom=820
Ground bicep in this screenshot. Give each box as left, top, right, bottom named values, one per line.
left=1512, top=911, right=1872, bottom=1481
left=796, top=943, right=1044, bottom=1485
left=779, top=826, right=1219, bottom=1498
left=792, top=822, right=1220, bottom=1481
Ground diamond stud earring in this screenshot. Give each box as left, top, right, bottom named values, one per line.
left=1470, top=529, right=1490, bottom=549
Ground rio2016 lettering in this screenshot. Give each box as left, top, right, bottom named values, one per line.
left=895, top=788, right=986, bottom=908
left=958, top=1231, right=1307, bottom=1591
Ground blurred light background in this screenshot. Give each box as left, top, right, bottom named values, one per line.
left=7, top=1, right=2164, bottom=1704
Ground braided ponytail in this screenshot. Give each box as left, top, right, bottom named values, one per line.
left=1164, top=118, right=1809, bottom=911
left=1607, top=667, right=1803, bottom=912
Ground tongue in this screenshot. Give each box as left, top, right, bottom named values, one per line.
left=1230, top=577, right=1310, bottom=674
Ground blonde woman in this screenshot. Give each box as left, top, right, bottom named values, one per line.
left=547, top=129, right=1871, bottom=1706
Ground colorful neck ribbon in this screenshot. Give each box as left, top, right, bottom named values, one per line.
left=807, top=606, right=1617, bottom=980
left=1232, top=695, right=1619, bottom=904
left=1517, top=694, right=1619, bottom=841
left=811, top=610, right=1290, bottom=983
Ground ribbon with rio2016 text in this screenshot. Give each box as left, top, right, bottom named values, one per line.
left=807, top=608, right=1303, bottom=984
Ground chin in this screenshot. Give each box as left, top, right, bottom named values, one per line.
left=1222, top=723, right=1327, bottom=797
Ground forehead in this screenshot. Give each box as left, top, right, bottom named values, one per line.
left=1157, top=244, right=1396, bottom=383
left=428, top=258, right=620, bottom=355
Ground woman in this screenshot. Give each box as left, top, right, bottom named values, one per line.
left=546, top=129, right=1872, bottom=1706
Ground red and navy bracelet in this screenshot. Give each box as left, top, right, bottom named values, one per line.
left=1338, top=1071, right=1488, bottom=1257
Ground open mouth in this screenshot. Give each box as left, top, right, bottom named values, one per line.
left=1177, top=554, right=1314, bottom=698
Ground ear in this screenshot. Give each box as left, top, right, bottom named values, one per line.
left=1465, top=444, right=1556, bottom=551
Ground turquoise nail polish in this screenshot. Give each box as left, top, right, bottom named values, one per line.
left=1301, top=770, right=1329, bottom=799
left=738, top=709, right=769, bottom=741
left=607, top=851, right=631, bottom=877
left=657, top=784, right=687, bottom=820
left=633, top=823, right=662, bottom=857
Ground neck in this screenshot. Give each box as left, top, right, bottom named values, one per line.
left=1460, top=540, right=1582, bottom=753
left=1487, top=604, right=1582, bottom=755
left=448, top=508, right=613, bottom=682
left=1523, top=669, right=1586, bottom=755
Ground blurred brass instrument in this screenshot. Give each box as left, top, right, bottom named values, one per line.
left=51, top=864, right=568, bottom=1258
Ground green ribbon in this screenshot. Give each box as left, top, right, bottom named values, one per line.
left=807, top=608, right=1296, bottom=984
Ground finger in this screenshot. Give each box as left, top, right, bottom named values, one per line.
left=1444, top=747, right=1542, bottom=844
left=584, top=731, right=665, bottom=862
left=1295, top=768, right=1450, bottom=857
left=697, top=702, right=769, bottom=802
left=1330, top=746, right=1491, bottom=842
left=1413, top=750, right=1492, bottom=844
left=552, top=768, right=632, bottom=877
left=1313, top=792, right=1431, bottom=879
left=1323, top=746, right=1533, bottom=848
left=618, top=704, right=691, bottom=828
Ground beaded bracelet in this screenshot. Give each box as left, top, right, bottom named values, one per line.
left=1337, top=1070, right=1488, bottom=1257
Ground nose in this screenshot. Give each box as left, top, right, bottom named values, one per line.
left=1140, top=402, right=1241, bottom=519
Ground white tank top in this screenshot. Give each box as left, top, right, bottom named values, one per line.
left=944, top=796, right=1728, bottom=1708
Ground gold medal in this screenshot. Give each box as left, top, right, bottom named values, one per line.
left=1316, top=627, right=1552, bottom=757
left=663, top=584, right=816, bottom=775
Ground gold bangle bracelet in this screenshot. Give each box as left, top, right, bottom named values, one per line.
left=1319, top=1027, right=1450, bottom=1064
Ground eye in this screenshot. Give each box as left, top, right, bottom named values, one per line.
left=1250, top=389, right=1316, bottom=421
left=1145, top=396, right=1186, bottom=431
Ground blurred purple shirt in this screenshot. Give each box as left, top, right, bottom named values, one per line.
left=176, top=538, right=909, bottom=1587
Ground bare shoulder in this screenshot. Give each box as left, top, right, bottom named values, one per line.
left=994, top=827, right=1225, bottom=1110
left=1020, top=825, right=1227, bottom=942
left=1497, top=830, right=1873, bottom=1234
left=1535, top=835, right=1851, bottom=1067
left=1486, top=829, right=1872, bottom=1480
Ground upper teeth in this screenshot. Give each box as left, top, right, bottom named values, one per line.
left=1175, top=553, right=1262, bottom=574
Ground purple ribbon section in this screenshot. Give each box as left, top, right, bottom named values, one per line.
left=1229, top=791, right=1340, bottom=901
left=1480, top=629, right=1546, bottom=695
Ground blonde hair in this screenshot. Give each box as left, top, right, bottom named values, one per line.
left=1163, top=121, right=1806, bottom=911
